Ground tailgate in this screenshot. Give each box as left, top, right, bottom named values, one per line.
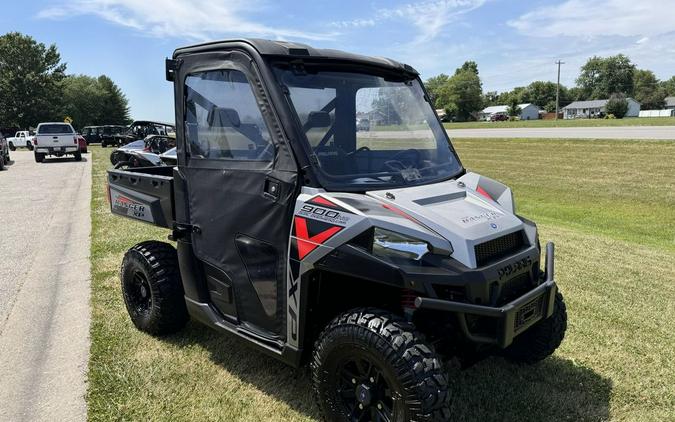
left=38, top=134, right=76, bottom=147
left=107, top=167, right=174, bottom=228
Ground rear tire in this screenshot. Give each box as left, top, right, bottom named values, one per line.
left=312, top=308, right=451, bottom=422
left=502, top=292, right=567, bottom=364
left=74, top=150, right=82, bottom=161
left=34, top=152, right=45, bottom=163
left=120, top=241, right=189, bottom=335
left=9, top=142, right=16, bottom=151
left=101, top=142, right=107, bottom=148
left=0, top=155, right=5, bottom=170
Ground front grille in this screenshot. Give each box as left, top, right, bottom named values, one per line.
left=474, top=230, right=526, bottom=267
left=497, top=273, right=533, bottom=305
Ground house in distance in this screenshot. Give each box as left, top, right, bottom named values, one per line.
left=479, top=103, right=541, bottom=121
left=562, top=98, right=640, bottom=119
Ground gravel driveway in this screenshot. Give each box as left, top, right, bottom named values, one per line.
left=0, top=150, right=91, bottom=421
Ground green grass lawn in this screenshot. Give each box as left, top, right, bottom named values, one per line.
left=88, top=139, right=675, bottom=421
left=444, top=116, right=675, bottom=129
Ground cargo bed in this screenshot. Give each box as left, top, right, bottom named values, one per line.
left=107, top=166, right=174, bottom=228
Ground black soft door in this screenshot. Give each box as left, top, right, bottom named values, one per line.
left=179, top=53, right=297, bottom=338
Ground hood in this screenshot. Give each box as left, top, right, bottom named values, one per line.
left=366, top=173, right=527, bottom=268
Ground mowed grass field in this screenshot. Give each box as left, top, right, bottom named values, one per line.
left=88, top=139, right=675, bottom=421
left=444, top=116, right=675, bottom=129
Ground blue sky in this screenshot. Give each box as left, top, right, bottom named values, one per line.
left=3, top=0, right=674, bottom=121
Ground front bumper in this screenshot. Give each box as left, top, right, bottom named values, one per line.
left=415, top=242, right=558, bottom=348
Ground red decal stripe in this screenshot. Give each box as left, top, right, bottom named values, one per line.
left=382, top=203, right=420, bottom=224
left=294, top=217, right=342, bottom=260
left=476, top=186, right=493, bottom=200
left=310, top=196, right=337, bottom=207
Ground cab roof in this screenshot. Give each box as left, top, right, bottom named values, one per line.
left=173, top=38, right=418, bottom=76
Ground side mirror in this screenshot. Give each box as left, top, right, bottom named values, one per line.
left=307, top=111, right=331, bottom=128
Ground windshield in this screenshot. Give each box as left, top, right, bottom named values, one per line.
left=274, top=68, right=462, bottom=190
left=124, top=140, right=146, bottom=150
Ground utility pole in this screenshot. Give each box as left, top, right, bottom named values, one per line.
left=555, top=60, right=565, bottom=120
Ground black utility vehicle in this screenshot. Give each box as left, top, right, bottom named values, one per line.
left=110, top=120, right=175, bottom=147
left=82, top=126, right=101, bottom=144
left=99, top=125, right=127, bottom=147
left=107, top=39, right=567, bottom=421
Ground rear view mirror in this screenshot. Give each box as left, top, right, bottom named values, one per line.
left=307, top=111, right=331, bottom=128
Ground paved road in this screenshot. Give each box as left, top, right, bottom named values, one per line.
left=0, top=150, right=91, bottom=422
left=445, top=126, right=675, bottom=139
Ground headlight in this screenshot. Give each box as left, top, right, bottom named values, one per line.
left=372, top=228, right=430, bottom=261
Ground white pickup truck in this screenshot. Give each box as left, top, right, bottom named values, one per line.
left=7, top=130, right=33, bottom=150
left=34, top=122, right=82, bottom=162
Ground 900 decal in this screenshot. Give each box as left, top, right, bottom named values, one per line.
left=297, top=204, right=351, bottom=226
left=497, top=256, right=532, bottom=280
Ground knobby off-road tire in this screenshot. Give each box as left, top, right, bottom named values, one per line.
left=312, top=308, right=450, bottom=422
left=502, top=292, right=567, bottom=364
left=120, top=241, right=189, bottom=335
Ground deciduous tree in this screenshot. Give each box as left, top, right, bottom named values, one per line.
left=576, top=54, right=635, bottom=99
left=633, top=69, right=665, bottom=110
left=0, top=32, right=66, bottom=128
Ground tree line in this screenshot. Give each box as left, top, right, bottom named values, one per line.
left=0, top=32, right=131, bottom=131
left=425, top=54, right=675, bottom=121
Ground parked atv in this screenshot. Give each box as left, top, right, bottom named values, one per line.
left=107, top=39, right=567, bottom=421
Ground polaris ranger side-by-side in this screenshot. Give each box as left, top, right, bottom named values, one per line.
left=108, top=39, right=567, bottom=421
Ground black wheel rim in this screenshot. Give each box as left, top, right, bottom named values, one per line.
left=335, top=353, right=396, bottom=422
left=127, top=271, right=152, bottom=316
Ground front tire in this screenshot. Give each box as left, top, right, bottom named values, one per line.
left=312, top=308, right=450, bottom=422
left=120, top=241, right=189, bottom=335
left=502, top=292, right=567, bottom=364
left=9, top=142, right=16, bottom=151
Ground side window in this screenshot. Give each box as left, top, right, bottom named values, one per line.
left=285, top=86, right=336, bottom=149
left=185, top=69, right=274, bottom=161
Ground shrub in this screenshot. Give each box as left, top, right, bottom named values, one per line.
left=605, top=94, right=629, bottom=118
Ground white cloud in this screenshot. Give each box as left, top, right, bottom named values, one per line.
left=330, top=19, right=376, bottom=29
left=330, top=0, right=487, bottom=43
left=380, top=0, right=487, bottom=42
left=37, top=0, right=334, bottom=41
left=508, top=0, right=675, bottom=38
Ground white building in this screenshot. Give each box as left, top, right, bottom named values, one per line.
left=479, top=103, right=540, bottom=121
left=665, top=96, right=675, bottom=110
left=562, top=98, right=640, bottom=119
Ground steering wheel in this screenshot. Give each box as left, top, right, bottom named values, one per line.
left=380, top=149, right=421, bottom=172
